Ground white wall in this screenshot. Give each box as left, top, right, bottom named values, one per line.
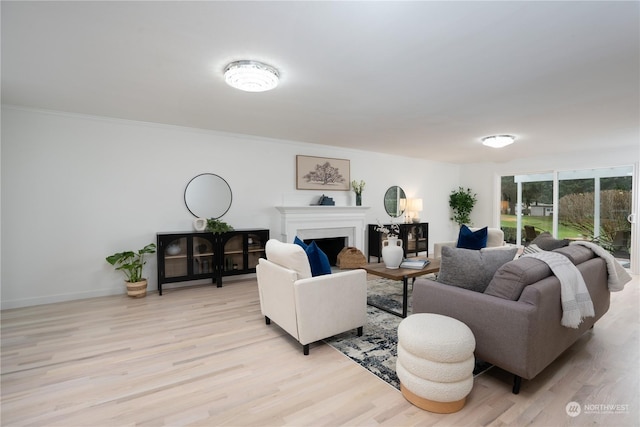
left=1, top=106, right=461, bottom=308
left=460, top=146, right=640, bottom=273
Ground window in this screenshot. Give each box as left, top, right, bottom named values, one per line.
left=500, top=166, right=633, bottom=264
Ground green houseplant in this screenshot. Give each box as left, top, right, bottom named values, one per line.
left=206, top=218, right=234, bottom=234
left=449, top=187, right=477, bottom=226
left=106, top=243, right=156, bottom=298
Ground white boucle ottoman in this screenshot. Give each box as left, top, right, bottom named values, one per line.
left=396, top=313, right=476, bottom=413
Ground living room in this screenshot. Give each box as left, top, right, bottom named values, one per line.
left=3, top=106, right=637, bottom=308
left=2, top=1, right=638, bottom=308
left=1, top=1, right=639, bottom=425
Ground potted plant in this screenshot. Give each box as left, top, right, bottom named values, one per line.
left=106, top=243, right=156, bottom=298
left=449, top=187, right=477, bottom=226
left=206, top=218, right=234, bottom=233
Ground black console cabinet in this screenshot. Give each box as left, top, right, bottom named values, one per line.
left=368, top=223, right=429, bottom=261
left=157, top=229, right=269, bottom=295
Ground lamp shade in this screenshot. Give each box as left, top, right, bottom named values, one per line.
left=224, top=60, right=279, bottom=92
left=407, top=198, right=423, bottom=223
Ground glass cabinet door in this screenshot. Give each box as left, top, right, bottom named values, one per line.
left=406, top=226, right=417, bottom=252
left=247, top=232, right=267, bottom=269
left=193, top=236, right=215, bottom=275
left=223, top=234, right=244, bottom=272
left=407, top=224, right=428, bottom=254
left=164, top=237, right=188, bottom=278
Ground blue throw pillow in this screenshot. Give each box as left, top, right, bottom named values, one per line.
left=306, top=241, right=332, bottom=277
left=293, top=236, right=308, bottom=250
left=456, top=225, right=488, bottom=250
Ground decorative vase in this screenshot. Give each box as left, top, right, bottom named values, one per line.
left=126, top=279, right=147, bottom=298
left=193, top=218, right=207, bottom=232
left=356, top=193, right=362, bottom=206
left=382, top=237, right=403, bottom=269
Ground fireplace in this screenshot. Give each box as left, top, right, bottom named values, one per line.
left=276, top=206, right=369, bottom=256
left=302, top=237, right=347, bottom=266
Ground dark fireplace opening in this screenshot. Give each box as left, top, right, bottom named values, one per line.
left=304, top=237, right=347, bottom=266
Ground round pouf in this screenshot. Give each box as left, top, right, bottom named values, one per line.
left=396, top=313, right=476, bottom=413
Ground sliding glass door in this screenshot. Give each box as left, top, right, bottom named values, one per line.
left=557, top=174, right=595, bottom=239
left=500, top=166, right=634, bottom=269
left=500, top=173, right=553, bottom=245
left=558, top=167, right=633, bottom=263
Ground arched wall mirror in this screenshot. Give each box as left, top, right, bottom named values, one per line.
left=184, top=173, right=232, bottom=219
left=384, top=186, right=406, bottom=218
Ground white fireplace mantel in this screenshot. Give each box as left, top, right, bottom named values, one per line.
left=276, top=206, right=370, bottom=250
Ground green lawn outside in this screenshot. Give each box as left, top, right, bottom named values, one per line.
left=500, top=215, right=586, bottom=240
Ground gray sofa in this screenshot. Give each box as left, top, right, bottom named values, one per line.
left=412, top=244, right=610, bottom=394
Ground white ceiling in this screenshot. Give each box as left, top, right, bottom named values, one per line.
left=2, top=1, right=639, bottom=163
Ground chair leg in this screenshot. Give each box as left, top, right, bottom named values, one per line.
left=303, top=344, right=309, bottom=355
left=512, top=375, right=522, bottom=394
left=357, top=326, right=363, bottom=336
left=265, top=316, right=271, bottom=325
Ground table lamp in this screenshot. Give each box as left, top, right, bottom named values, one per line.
left=410, top=198, right=423, bottom=223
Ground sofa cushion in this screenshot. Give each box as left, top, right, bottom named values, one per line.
left=456, top=225, right=488, bottom=250
left=553, top=244, right=595, bottom=265
left=531, top=232, right=569, bottom=251
left=484, top=257, right=552, bottom=300
left=437, top=246, right=518, bottom=292
left=265, top=239, right=312, bottom=279
left=306, top=240, right=332, bottom=276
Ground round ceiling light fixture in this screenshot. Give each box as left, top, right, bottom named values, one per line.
left=224, top=60, right=280, bottom=92
left=481, top=134, right=516, bottom=148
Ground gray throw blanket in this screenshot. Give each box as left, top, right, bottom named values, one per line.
left=570, top=240, right=632, bottom=291
left=524, top=251, right=595, bottom=329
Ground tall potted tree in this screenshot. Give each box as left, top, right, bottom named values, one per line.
left=449, top=187, right=477, bottom=226
left=106, top=243, right=156, bottom=298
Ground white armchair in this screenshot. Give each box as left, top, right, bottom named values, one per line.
left=433, top=227, right=506, bottom=259
left=256, top=239, right=367, bottom=355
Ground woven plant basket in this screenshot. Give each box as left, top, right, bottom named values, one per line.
left=126, top=279, right=148, bottom=298
left=336, top=247, right=367, bottom=269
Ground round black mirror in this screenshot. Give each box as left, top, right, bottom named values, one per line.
left=184, top=173, right=232, bottom=219
left=384, top=186, right=406, bottom=218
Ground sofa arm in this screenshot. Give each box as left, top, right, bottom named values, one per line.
left=433, top=241, right=456, bottom=259
left=256, top=259, right=299, bottom=340
left=434, top=228, right=506, bottom=259
left=294, top=269, right=367, bottom=345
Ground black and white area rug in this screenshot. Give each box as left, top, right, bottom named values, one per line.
left=324, top=277, right=492, bottom=390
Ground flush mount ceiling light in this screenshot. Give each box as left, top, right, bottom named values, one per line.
left=224, top=60, right=280, bottom=92
left=481, top=135, right=516, bottom=148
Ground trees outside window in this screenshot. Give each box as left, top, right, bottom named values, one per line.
left=500, top=167, right=633, bottom=259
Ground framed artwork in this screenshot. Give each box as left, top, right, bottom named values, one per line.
left=296, top=155, right=350, bottom=190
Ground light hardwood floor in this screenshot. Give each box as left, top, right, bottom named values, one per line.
left=1, top=274, right=638, bottom=426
